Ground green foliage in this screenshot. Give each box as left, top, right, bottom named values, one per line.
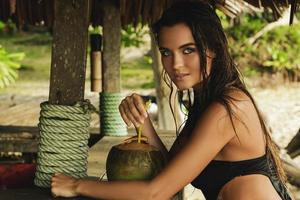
left=226, top=13, right=268, bottom=42
left=121, top=24, right=148, bottom=48
left=0, top=45, right=25, bottom=88
left=121, top=55, right=154, bottom=89
left=226, top=13, right=300, bottom=77
left=0, top=21, right=5, bottom=32
left=89, top=24, right=148, bottom=48
left=259, top=24, right=300, bottom=71
left=0, top=32, right=52, bottom=82
left=216, top=10, right=230, bottom=29
left=88, top=25, right=102, bottom=35
left=0, top=19, right=17, bottom=35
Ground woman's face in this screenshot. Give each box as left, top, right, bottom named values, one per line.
left=158, top=23, right=213, bottom=90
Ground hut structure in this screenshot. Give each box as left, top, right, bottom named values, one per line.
left=0, top=0, right=299, bottom=199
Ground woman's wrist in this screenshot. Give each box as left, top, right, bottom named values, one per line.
left=74, top=179, right=83, bottom=196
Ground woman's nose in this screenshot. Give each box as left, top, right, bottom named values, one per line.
left=172, top=53, right=184, bottom=70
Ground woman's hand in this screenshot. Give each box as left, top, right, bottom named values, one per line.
left=119, top=93, right=148, bottom=128
left=51, top=173, right=79, bottom=198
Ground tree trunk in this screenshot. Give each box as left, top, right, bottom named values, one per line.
left=49, top=0, right=89, bottom=105
left=286, top=128, right=300, bottom=158
left=282, top=155, right=300, bottom=187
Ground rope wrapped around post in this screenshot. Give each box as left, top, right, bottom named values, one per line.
left=34, top=100, right=96, bottom=188
left=100, top=92, right=127, bottom=136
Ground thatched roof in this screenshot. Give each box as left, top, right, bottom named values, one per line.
left=0, top=0, right=298, bottom=28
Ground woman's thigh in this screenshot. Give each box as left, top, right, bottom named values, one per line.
left=218, top=174, right=281, bottom=200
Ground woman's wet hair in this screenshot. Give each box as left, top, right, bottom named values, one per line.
left=152, top=1, right=286, bottom=183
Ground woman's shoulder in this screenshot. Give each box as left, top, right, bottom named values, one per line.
left=196, top=88, right=258, bottom=137
left=203, top=89, right=254, bottom=117
left=221, top=88, right=255, bottom=115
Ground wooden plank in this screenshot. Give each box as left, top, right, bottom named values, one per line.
left=282, top=156, right=300, bottom=187
left=49, top=0, right=90, bottom=105
left=0, top=126, right=104, bottom=152
left=0, top=126, right=39, bottom=133
left=0, top=187, right=94, bottom=200
left=2, top=103, right=41, bottom=126
left=0, top=135, right=105, bottom=153
left=0, top=96, right=44, bottom=122
left=102, top=0, right=121, bottom=92
left=286, top=128, right=300, bottom=158
left=0, top=139, right=38, bottom=153
left=0, top=126, right=102, bottom=135
left=0, top=95, right=41, bottom=112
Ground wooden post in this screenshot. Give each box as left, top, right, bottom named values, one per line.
left=102, top=0, right=121, bottom=93
left=100, top=0, right=127, bottom=136
left=286, top=128, right=300, bottom=158
left=49, top=0, right=90, bottom=105
left=90, top=34, right=102, bottom=92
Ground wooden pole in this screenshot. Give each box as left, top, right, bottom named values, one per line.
left=282, top=156, right=300, bottom=187
left=100, top=0, right=127, bottom=136
left=90, top=34, right=102, bottom=92
left=102, top=0, right=121, bottom=93
left=286, top=128, right=300, bottom=158
left=49, top=0, right=90, bottom=105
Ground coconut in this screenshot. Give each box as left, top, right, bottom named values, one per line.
left=106, top=137, right=165, bottom=181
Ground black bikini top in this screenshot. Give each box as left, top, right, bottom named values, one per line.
left=191, top=153, right=292, bottom=200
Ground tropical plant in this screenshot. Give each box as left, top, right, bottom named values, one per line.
left=0, top=45, right=25, bottom=88
left=88, top=23, right=148, bottom=48
left=224, top=12, right=300, bottom=79
left=121, top=23, right=148, bottom=48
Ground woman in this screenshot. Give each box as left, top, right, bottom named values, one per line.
left=51, top=2, right=292, bottom=199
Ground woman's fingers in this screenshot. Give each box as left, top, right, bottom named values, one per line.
left=120, top=99, right=140, bottom=127
left=119, top=93, right=148, bottom=127
left=51, top=173, right=78, bottom=198
left=119, top=105, right=131, bottom=126
left=125, top=95, right=145, bottom=124
left=132, top=94, right=148, bottom=118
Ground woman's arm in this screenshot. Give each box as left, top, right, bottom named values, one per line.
left=148, top=102, right=236, bottom=199
left=51, top=173, right=151, bottom=200
left=139, top=117, right=169, bottom=160
left=52, top=101, right=236, bottom=199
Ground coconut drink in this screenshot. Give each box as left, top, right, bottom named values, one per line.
left=106, top=136, right=165, bottom=181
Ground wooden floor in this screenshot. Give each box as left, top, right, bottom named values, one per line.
left=0, top=93, right=100, bottom=127
left=0, top=187, right=94, bottom=200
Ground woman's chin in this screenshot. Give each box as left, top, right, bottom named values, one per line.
left=175, top=84, right=191, bottom=91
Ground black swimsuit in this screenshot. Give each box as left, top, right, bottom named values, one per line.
left=191, top=152, right=292, bottom=200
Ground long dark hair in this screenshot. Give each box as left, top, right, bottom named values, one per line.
left=152, top=1, right=286, bottom=183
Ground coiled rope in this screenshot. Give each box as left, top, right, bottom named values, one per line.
left=100, top=92, right=127, bottom=136
left=34, top=100, right=95, bottom=187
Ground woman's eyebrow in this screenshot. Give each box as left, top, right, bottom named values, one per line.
left=159, top=43, right=196, bottom=50
left=179, top=43, right=196, bottom=49
left=158, top=47, right=167, bottom=50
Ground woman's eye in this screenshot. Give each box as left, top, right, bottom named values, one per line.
left=160, top=50, right=171, bottom=57
left=183, top=47, right=195, bottom=54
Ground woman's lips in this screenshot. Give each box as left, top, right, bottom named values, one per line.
left=175, top=73, right=189, bottom=80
